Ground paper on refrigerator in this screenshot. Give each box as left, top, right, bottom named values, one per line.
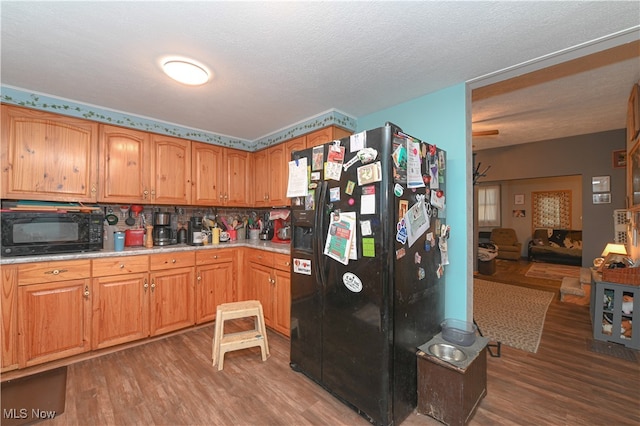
left=286, top=157, right=308, bottom=197
left=324, top=212, right=357, bottom=265
left=405, top=199, right=430, bottom=247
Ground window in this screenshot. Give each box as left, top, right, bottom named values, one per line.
left=477, top=185, right=501, bottom=227
left=532, top=190, right=571, bottom=229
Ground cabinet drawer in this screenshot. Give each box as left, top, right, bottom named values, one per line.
left=246, top=249, right=274, bottom=267
left=195, top=249, right=235, bottom=265
left=18, top=260, right=91, bottom=285
left=92, top=255, right=149, bottom=277
left=150, top=252, right=195, bottom=270
left=273, top=253, right=291, bottom=272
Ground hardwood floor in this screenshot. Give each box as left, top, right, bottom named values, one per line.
left=29, top=261, right=640, bottom=425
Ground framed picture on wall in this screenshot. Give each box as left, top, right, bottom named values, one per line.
left=613, top=149, right=627, bottom=168
left=514, top=194, right=525, bottom=205
left=592, top=176, right=610, bottom=193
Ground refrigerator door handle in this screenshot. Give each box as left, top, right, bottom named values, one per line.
left=314, top=181, right=328, bottom=288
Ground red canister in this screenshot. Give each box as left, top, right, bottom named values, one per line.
left=125, top=229, right=145, bottom=247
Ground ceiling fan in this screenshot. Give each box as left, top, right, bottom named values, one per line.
left=472, top=129, right=499, bottom=137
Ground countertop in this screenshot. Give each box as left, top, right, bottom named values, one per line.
left=0, top=239, right=291, bottom=265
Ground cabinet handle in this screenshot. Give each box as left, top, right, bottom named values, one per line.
left=151, top=189, right=156, bottom=199
left=84, top=285, right=90, bottom=298
left=285, top=261, right=290, bottom=266
left=171, top=259, right=177, bottom=263
left=143, top=189, right=149, bottom=199
left=219, top=194, right=224, bottom=200
left=151, top=279, right=156, bottom=292
left=213, top=255, right=218, bottom=259
left=91, top=184, right=97, bottom=194
left=197, top=274, right=201, bottom=282
left=119, top=264, right=125, bottom=269
left=46, top=269, right=68, bottom=275
left=143, top=279, right=149, bottom=292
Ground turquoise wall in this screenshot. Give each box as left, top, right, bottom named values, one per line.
left=357, top=84, right=471, bottom=320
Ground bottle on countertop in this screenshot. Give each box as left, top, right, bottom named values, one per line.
left=212, top=225, right=220, bottom=245
left=145, top=225, right=154, bottom=248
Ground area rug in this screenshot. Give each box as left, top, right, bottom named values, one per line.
left=525, top=262, right=581, bottom=281
left=474, top=279, right=555, bottom=353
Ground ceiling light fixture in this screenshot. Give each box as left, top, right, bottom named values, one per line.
left=162, top=59, right=210, bottom=86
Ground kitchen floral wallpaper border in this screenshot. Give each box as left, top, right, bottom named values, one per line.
left=1, top=86, right=356, bottom=151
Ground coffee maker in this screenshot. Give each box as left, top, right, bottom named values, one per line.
left=187, top=216, right=204, bottom=246
left=153, top=212, right=173, bottom=246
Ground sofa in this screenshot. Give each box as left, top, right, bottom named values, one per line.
left=528, top=228, right=582, bottom=266
left=490, top=228, right=522, bottom=260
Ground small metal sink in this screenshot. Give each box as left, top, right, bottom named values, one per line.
left=428, top=343, right=467, bottom=362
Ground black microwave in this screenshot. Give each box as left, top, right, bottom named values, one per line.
left=1, top=211, right=104, bottom=257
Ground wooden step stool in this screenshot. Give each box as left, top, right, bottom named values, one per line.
left=212, top=300, right=270, bottom=371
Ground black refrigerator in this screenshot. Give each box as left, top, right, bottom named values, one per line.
left=289, top=123, right=447, bottom=426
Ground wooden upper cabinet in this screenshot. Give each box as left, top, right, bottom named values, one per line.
left=1, top=105, right=98, bottom=202
left=268, top=144, right=287, bottom=206
left=253, top=145, right=288, bottom=207
left=225, top=148, right=253, bottom=206
left=285, top=136, right=306, bottom=160
left=253, top=149, right=269, bottom=207
left=150, top=134, right=191, bottom=205
left=191, top=141, right=225, bottom=205
left=305, top=126, right=351, bottom=148
left=99, top=126, right=191, bottom=204
left=99, top=125, right=150, bottom=203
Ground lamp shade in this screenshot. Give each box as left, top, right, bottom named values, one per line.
left=601, top=243, right=627, bottom=257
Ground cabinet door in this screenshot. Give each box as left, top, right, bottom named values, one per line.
left=149, top=267, right=195, bottom=336
left=18, top=279, right=91, bottom=367
left=273, top=268, right=291, bottom=337
left=150, top=134, right=191, bottom=205
left=253, top=149, right=270, bottom=207
left=1, top=266, right=18, bottom=372
left=195, top=260, right=235, bottom=324
left=305, top=126, right=351, bottom=148
left=268, top=144, right=287, bottom=206
left=91, top=273, right=149, bottom=349
left=1, top=105, right=98, bottom=202
left=248, top=263, right=273, bottom=326
left=225, top=149, right=252, bottom=206
left=192, top=141, right=225, bottom=205
left=98, top=125, right=150, bottom=203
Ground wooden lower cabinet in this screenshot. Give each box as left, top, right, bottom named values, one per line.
left=16, top=259, right=92, bottom=368
left=91, top=255, right=150, bottom=350
left=245, top=249, right=291, bottom=337
left=92, top=273, right=149, bottom=350
left=250, top=262, right=275, bottom=325
left=273, top=267, right=291, bottom=336
left=195, top=250, right=236, bottom=324
left=149, top=252, right=195, bottom=336
left=1, top=265, right=18, bottom=372
left=7, top=248, right=289, bottom=371
left=18, top=279, right=92, bottom=367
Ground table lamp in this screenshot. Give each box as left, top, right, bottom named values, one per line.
left=594, top=243, right=627, bottom=268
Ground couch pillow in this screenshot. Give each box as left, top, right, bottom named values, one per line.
left=563, top=237, right=582, bottom=250
left=533, top=238, right=545, bottom=246
left=549, top=230, right=569, bottom=248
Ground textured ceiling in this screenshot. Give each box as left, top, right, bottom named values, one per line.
left=1, top=1, right=639, bottom=149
